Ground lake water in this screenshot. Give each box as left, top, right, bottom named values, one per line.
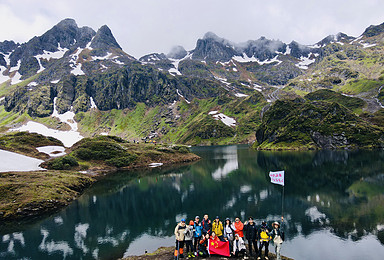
left=1, top=145, right=384, bottom=260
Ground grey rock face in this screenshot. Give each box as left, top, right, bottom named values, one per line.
left=192, top=32, right=237, bottom=61
left=90, top=25, right=121, bottom=50
left=139, top=53, right=167, bottom=62
left=241, top=37, right=286, bottom=61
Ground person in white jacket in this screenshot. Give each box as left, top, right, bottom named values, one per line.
left=232, top=234, right=246, bottom=257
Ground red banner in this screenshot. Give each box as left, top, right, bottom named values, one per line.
left=207, top=239, right=230, bottom=257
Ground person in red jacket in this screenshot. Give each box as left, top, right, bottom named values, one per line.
left=233, top=217, right=244, bottom=238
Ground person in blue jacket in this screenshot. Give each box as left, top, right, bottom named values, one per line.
left=193, top=216, right=203, bottom=256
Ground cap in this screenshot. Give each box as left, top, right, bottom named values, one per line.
left=181, top=218, right=186, bottom=222
left=189, top=220, right=195, bottom=225
left=215, top=216, right=219, bottom=219
left=225, top=218, right=230, bottom=221
left=195, top=216, right=200, bottom=219
left=273, top=221, right=280, bottom=226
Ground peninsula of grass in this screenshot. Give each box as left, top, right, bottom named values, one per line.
left=0, top=171, right=95, bottom=222
left=41, top=135, right=200, bottom=171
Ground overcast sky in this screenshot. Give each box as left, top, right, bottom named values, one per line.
left=0, top=0, right=383, bottom=58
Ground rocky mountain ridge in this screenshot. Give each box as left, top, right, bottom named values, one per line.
left=1, top=19, right=384, bottom=148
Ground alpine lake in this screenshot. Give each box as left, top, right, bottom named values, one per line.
left=1, top=145, right=384, bottom=260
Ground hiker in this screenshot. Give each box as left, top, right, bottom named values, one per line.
left=232, top=234, right=246, bottom=258
left=210, top=231, right=220, bottom=241
left=244, top=217, right=258, bottom=257
left=198, top=233, right=210, bottom=257
left=233, top=217, right=244, bottom=238
left=184, top=221, right=195, bottom=258
left=269, top=221, right=284, bottom=260
left=257, top=221, right=271, bottom=260
left=212, top=216, right=224, bottom=241
left=201, top=214, right=211, bottom=235
left=224, top=218, right=234, bottom=252
left=193, top=216, right=203, bottom=256
left=174, top=219, right=186, bottom=259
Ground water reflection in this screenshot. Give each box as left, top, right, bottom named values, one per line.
left=1, top=147, right=384, bottom=259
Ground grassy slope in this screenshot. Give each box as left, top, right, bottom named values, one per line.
left=0, top=132, right=63, bottom=159
left=75, top=93, right=266, bottom=146
left=284, top=42, right=384, bottom=98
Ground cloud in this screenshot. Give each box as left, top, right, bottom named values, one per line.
left=0, top=0, right=383, bottom=58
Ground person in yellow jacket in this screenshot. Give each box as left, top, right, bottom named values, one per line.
left=174, top=219, right=186, bottom=259
left=212, top=216, right=224, bottom=241
left=258, top=221, right=271, bottom=260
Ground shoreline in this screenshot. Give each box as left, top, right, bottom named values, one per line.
left=0, top=141, right=200, bottom=225
left=120, top=246, right=294, bottom=260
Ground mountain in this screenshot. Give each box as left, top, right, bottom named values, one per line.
left=1, top=19, right=384, bottom=148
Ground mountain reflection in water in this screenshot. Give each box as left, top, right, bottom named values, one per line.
left=1, top=145, right=384, bottom=260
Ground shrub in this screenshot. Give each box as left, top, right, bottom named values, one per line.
left=106, top=154, right=137, bottom=168
left=45, top=156, right=79, bottom=170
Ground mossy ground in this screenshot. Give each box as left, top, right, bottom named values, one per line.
left=0, top=171, right=95, bottom=221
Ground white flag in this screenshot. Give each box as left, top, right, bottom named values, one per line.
left=269, top=170, right=284, bottom=186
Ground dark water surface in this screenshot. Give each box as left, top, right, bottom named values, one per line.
left=1, top=145, right=384, bottom=260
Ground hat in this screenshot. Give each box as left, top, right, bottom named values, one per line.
left=181, top=218, right=186, bottom=222
left=225, top=218, right=230, bottom=221
left=215, top=216, right=219, bottom=219
left=189, top=220, right=195, bottom=225
left=195, top=216, right=200, bottom=219
left=273, top=221, right=280, bottom=226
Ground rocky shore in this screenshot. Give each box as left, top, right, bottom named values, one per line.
left=121, top=246, right=294, bottom=260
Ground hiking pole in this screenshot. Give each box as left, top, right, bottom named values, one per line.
left=177, top=240, right=180, bottom=260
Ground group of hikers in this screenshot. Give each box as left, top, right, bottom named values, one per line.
left=174, top=214, right=284, bottom=260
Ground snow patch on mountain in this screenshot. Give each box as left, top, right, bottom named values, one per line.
left=208, top=111, right=236, bottom=127
left=52, top=97, right=78, bottom=131
left=214, top=76, right=231, bottom=86
left=91, top=52, right=113, bottom=61
left=35, top=44, right=68, bottom=62
left=70, top=48, right=85, bottom=75
left=85, top=37, right=95, bottom=50
left=168, top=53, right=192, bottom=76
left=296, top=54, right=317, bottom=70
left=232, top=53, right=282, bottom=65
left=12, top=72, right=23, bottom=84
left=361, top=42, right=377, bottom=48
left=112, top=59, right=124, bottom=65
left=234, top=93, right=248, bottom=97
left=176, top=89, right=190, bottom=103
left=10, top=121, right=83, bottom=148
left=0, top=66, right=10, bottom=84
left=90, top=97, right=98, bottom=109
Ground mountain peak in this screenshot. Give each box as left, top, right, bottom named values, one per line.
left=203, top=31, right=220, bottom=40
left=362, top=22, right=384, bottom=37
left=90, top=25, right=121, bottom=50
left=56, top=18, right=78, bottom=29
left=167, top=45, right=187, bottom=59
